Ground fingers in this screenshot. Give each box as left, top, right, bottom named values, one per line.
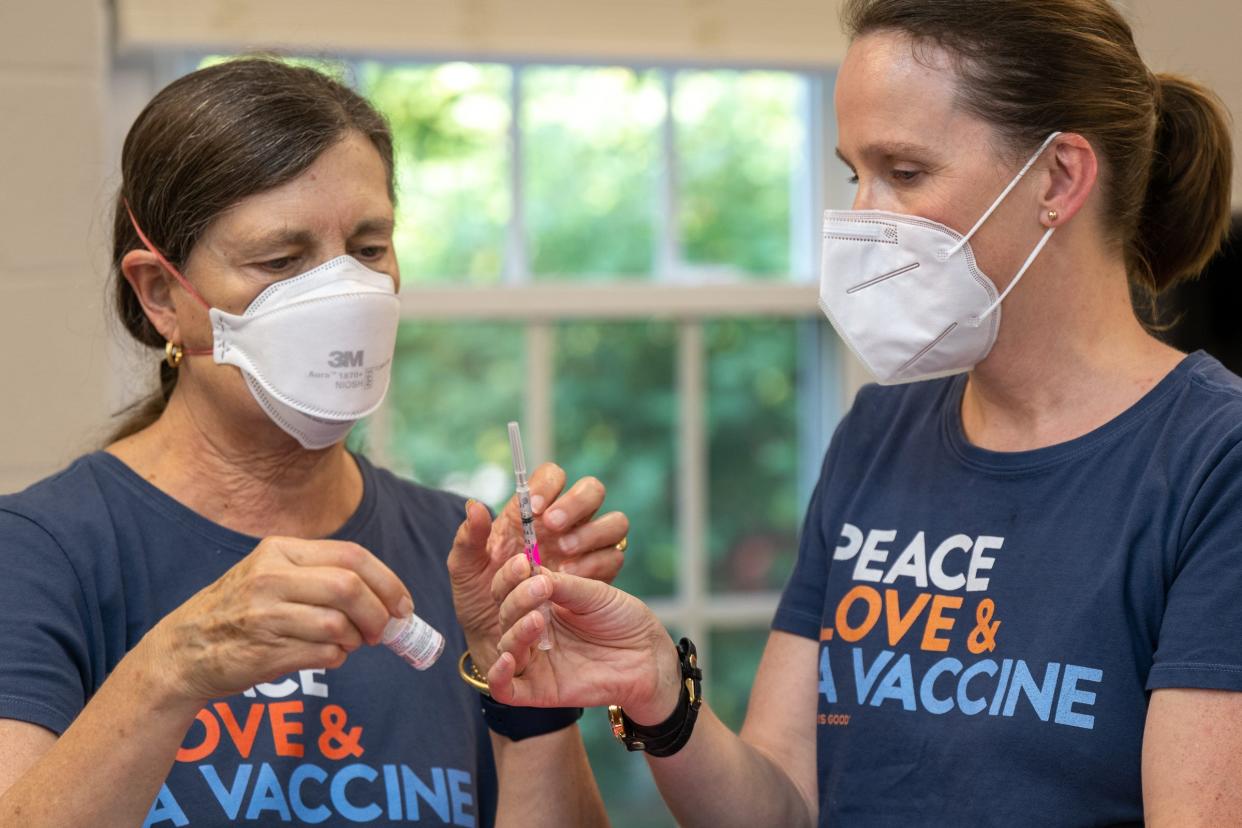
left=496, top=568, right=613, bottom=631
left=541, top=475, right=606, bottom=534
left=494, top=609, right=547, bottom=676
left=311, top=644, right=350, bottom=672
left=497, top=572, right=551, bottom=632
left=270, top=603, right=366, bottom=653
left=556, top=510, right=629, bottom=560
left=497, top=465, right=606, bottom=537
left=540, top=570, right=618, bottom=615
left=259, top=640, right=350, bottom=680
left=561, top=546, right=625, bottom=583
left=256, top=642, right=351, bottom=680
left=279, top=565, right=394, bottom=645
left=498, top=463, right=568, bottom=529
left=462, top=499, right=494, bottom=553
left=486, top=652, right=527, bottom=706
left=448, top=499, right=495, bottom=578
left=525, top=463, right=568, bottom=517
left=276, top=538, right=412, bottom=620
left=491, top=552, right=534, bottom=610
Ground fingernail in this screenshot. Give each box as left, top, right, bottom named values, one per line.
left=560, top=532, right=580, bottom=553
left=396, top=595, right=413, bottom=618
left=530, top=576, right=549, bottom=599
left=465, top=498, right=477, bottom=515
left=546, top=509, right=566, bottom=529
left=530, top=494, right=546, bottom=513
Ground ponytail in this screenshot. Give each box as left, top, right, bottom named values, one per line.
left=842, top=0, right=1234, bottom=302
left=1132, top=73, right=1234, bottom=293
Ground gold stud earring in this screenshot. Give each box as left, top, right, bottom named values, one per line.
left=165, top=341, right=184, bottom=368
left=1047, top=209, right=1059, bottom=223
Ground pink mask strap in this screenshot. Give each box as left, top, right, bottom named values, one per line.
left=124, top=202, right=212, bottom=311
left=124, top=201, right=214, bottom=357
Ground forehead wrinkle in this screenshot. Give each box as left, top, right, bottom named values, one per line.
left=234, top=226, right=316, bottom=254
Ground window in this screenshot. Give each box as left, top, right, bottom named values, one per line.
left=189, top=54, right=851, bottom=826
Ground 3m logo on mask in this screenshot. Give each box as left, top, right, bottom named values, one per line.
left=328, top=350, right=364, bottom=369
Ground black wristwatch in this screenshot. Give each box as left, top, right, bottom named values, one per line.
left=608, top=637, right=702, bottom=757
left=458, top=650, right=583, bottom=741
left=479, top=694, right=584, bottom=742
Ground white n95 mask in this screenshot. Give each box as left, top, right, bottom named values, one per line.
left=126, top=206, right=400, bottom=449
left=209, top=255, right=399, bottom=449
left=820, top=132, right=1061, bottom=385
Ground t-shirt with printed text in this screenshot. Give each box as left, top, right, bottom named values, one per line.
left=0, top=451, right=497, bottom=827
left=774, top=351, right=1242, bottom=826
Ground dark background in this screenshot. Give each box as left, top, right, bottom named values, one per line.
left=1160, top=214, right=1242, bottom=373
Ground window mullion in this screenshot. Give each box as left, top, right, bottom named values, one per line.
left=790, top=72, right=822, bottom=284
left=657, top=68, right=681, bottom=282
left=508, top=63, right=554, bottom=466
left=677, top=320, right=707, bottom=654
left=796, top=319, right=833, bottom=509
left=505, top=64, right=529, bottom=285
left=523, top=323, right=555, bottom=468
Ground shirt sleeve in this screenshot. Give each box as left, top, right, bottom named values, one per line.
left=0, top=509, right=92, bottom=734
left=1147, top=439, right=1242, bottom=692
left=771, top=465, right=830, bottom=640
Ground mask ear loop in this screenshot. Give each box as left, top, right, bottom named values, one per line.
left=936, top=132, right=1062, bottom=328
left=943, top=131, right=1062, bottom=261
left=123, top=200, right=214, bottom=356
left=967, top=225, right=1055, bottom=326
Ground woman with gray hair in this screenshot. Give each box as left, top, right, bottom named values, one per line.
left=0, top=58, right=627, bottom=826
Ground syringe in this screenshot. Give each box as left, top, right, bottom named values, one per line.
left=507, top=421, right=553, bottom=651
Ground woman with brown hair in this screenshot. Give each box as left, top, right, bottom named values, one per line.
left=0, top=58, right=627, bottom=826
left=484, top=1, right=1239, bottom=824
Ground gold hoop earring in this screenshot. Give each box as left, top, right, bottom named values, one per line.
left=165, top=341, right=184, bottom=368
left=1047, top=209, right=1059, bottom=223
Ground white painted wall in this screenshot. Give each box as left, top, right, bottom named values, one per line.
left=1128, top=0, right=1242, bottom=207
left=113, top=0, right=852, bottom=70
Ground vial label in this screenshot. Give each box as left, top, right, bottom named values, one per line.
left=382, top=613, right=446, bottom=670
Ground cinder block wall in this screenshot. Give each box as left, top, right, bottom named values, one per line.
left=0, top=1, right=113, bottom=494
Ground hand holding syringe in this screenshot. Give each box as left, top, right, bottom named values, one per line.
left=507, top=421, right=554, bottom=650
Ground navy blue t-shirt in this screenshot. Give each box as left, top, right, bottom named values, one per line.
left=774, top=351, right=1242, bottom=826
left=0, top=452, right=497, bottom=827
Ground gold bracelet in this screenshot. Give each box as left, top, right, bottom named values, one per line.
left=458, top=650, right=490, bottom=694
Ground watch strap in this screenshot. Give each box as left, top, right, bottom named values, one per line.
left=609, top=637, right=702, bottom=758
left=479, top=694, right=584, bottom=742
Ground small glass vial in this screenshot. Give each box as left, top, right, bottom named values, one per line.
left=381, top=612, right=445, bottom=670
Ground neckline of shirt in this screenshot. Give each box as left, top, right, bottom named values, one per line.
left=940, top=350, right=1209, bottom=475
left=89, top=450, right=380, bottom=553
